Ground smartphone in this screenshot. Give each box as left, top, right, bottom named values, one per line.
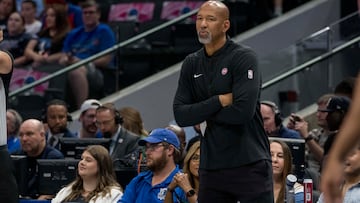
left=292, top=114, right=301, bottom=122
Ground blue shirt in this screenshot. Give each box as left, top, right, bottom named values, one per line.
left=67, top=4, right=83, bottom=28
left=317, top=182, right=360, bottom=203
left=62, top=23, right=115, bottom=67
left=7, top=135, right=21, bottom=154
left=279, top=125, right=302, bottom=139
left=119, top=165, right=181, bottom=203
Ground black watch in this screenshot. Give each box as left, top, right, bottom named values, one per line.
left=186, top=189, right=196, bottom=197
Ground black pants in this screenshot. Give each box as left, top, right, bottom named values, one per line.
left=198, top=160, right=274, bottom=203
left=0, top=145, right=18, bottom=203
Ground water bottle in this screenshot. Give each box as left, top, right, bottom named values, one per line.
left=285, top=174, right=297, bottom=203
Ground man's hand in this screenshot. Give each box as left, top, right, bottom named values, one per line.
left=320, top=155, right=344, bottom=203
left=219, top=93, right=233, bottom=107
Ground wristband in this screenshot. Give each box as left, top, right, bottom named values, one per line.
left=305, top=135, right=314, bottom=143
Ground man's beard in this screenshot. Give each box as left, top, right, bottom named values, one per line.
left=198, top=31, right=212, bottom=44
left=103, top=131, right=112, bottom=138
left=147, top=151, right=167, bottom=172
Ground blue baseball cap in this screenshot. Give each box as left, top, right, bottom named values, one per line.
left=323, top=96, right=350, bottom=113
left=138, top=128, right=180, bottom=150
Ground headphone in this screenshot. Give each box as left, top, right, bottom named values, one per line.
left=261, top=100, right=282, bottom=126
left=97, top=103, right=123, bottom=124
left=42, top=99, right=73, bottom=123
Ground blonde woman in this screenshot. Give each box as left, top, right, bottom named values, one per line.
left=165, top=141, right=200, bottom=203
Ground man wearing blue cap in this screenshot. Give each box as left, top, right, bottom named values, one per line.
left=119, top=128, right=183, bottom=203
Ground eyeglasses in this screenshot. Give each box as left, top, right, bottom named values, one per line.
left=145, top=143, right=167, bottom=152
left=82, top=10, right=97, bottom=15
left=95, top=118, right=114, bottom=126
left=191, top=154, right=200, bottom=162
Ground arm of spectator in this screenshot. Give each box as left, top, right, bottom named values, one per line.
left=291, top=115, right=324, bottom=162
left=13, top=55, right=28, bottom=67
left=24, top=39, right=45, bottom=66
left=45, top=52, right=63, bottom=64
left=164, top=178, right=177, bottom=203
left=92, top=54, right=113, bottom=69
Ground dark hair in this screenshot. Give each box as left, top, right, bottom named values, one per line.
left=8, top=11, right=25, bottom=27
left=80, top=0, right=100, bottom=12
left=334, top=77, right=356, bottom=99
left=21, top=0, right=37, bottom=8
left=39, top=4, right=70, bottom=44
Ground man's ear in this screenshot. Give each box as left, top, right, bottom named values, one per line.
left=223, top=19, right=230, bottom=33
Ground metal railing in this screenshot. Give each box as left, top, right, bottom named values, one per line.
left=9, top=8, right=199, bottom=98
left=262, top=35, right=360, bottom=89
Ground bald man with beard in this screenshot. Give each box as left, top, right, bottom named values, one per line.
left=173, top=1, right=273, bottom=202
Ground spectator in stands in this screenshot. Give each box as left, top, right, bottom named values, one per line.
left=317, top=140, right=360, bottom=203
left=43, top=99, right=76, bottom=150
left=59, top=0, right=115, bottom=108
left=321, top=96, right=351, bottom=169
left=44, top=0, right=83, bottom=29
left=119, top=106, right=149, bottom=137
left=76, top=99, right=102, bottom=138
left=166, top=124, right=186, bottom=167
left=334, top=76, right=356, bottom=99
left=24, top=3, right=70, bottom=68
left=287, top=93, right=334, bottom=173
left=270, top=140, right=304, bottom=203
left=6, top=109, right=22, bottom=153
left=95, top=103, right=140, bottom=169
left=14, top=119, right=64, bottom=200
left=119, top=128, right=182, bottom=203
left=0, top=0, right=16, bottom=29
left=20, top=0, right=42, bottom=35
left=0, top=11, right=32, bottom=67
left=52, top=145, right=123, bottom=203
left=165, top=141, right=200, bottom=203
left=260, top=100, right=301, bottom=139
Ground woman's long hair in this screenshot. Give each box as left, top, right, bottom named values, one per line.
left=270, top=140, right=293, bottom=203
left=119, top=107, right=148, bottom=136
left=39, top=4, right=70, bottom=44
left=182, top=141, right=200, bottom=190
left=61, top=145, right=121, bottom=202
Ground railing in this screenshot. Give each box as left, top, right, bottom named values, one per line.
left=259, top=11, right=360, bottom=83
left=9, top=8, right=199, bottom=98
left=262, top=35, right=360, bottom=89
